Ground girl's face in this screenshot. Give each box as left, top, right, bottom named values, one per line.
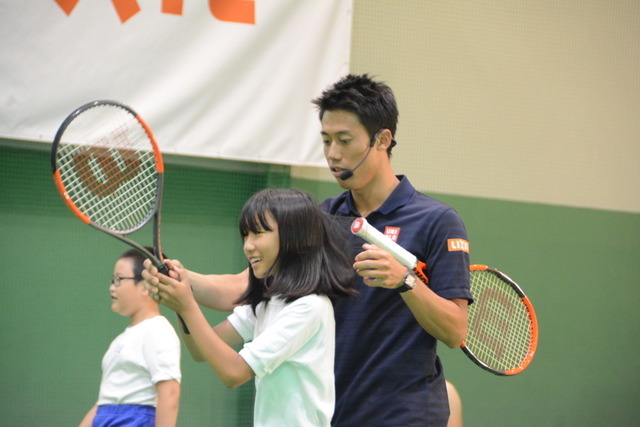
left=110, top=257, right=147, bottom=318
left=243, top=212, right=280, bottom=279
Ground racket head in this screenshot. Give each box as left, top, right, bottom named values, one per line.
left=51, top=100, right=166, bottom=270
left=51, top=100, right=163, bottom=233
left=462, top=264, right=539, bottom=376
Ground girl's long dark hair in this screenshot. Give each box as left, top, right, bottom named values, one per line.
left=235, top=189, right=357, bottom=312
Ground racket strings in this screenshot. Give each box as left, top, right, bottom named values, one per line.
left=55, top=105, right=159, bottom=233
left=466, top=271, right=535, bottom=372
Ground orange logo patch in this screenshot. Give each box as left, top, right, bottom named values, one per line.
left=447, top=239, right=470, bottom=253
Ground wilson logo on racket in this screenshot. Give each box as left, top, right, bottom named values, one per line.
left=72, top=147, right=141, bottom=197
left=470, top=287, right=515, bottom=359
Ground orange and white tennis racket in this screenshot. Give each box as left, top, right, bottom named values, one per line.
left=351, top=217, right=538, bottom=376
left=51, top=100, right=169, bottom=275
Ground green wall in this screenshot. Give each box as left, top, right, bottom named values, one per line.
left=1, top=142, right=639, bottom=426
left=431, top=195, right=640, bottom=426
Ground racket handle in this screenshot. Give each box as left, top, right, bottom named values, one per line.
left=156, top=261, right=190, bottom=335
left=177, top=314, right=191, bottom=335
left=351, top=217, right=429, bottom=284
left=158, top=263, right=169, bottom=276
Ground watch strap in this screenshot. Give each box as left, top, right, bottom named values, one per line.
left=396, top=283, right=413, bottom=293
left=396, top=271, right=415, bottom=293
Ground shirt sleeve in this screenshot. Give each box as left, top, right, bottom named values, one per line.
left=425, top=207, right=473, bottom=303
left=227, top=304, right=256, bottom=342
left=238, top=296, right=329, bottom=378
left=143, top=318, right=182, bottom=384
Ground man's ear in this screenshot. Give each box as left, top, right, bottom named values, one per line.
left=376, top=129, right=394, bottom=150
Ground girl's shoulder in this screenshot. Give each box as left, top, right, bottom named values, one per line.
left=274, top=294, right=333, bottom=316
left=267, top=295, right=333, bottom=332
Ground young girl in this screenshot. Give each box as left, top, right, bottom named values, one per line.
left=147, top=189, right=356, bottom=426
left=80, top=248, right=181, bottom=427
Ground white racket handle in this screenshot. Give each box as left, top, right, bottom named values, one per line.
left=351, top=217, right=417, bottom=269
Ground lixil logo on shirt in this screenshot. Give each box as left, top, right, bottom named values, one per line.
left=447, top=239, right=470, bottom=253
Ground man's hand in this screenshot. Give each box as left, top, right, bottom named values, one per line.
left=353, top=243, right=407, bottom=289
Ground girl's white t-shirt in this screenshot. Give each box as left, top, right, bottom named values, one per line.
left=228, top=294, right=335, bottom=427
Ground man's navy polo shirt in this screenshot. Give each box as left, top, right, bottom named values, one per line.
left=321, top=175, right=473, bottom=426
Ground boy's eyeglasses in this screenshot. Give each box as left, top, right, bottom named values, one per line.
left=111, top=276, right=137, bottom=287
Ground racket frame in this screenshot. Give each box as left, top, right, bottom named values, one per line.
left=51, top=100, right=168, bottom=274
left=463, top=264, right=539, bottom=375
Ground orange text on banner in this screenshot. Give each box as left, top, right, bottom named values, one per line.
left=162, top=0, right=183, bottom=15
left=210, top=0, right=255, bottom=24
left=54, top=0, right=255, bottom=24
left=54, top=0, right=79, bottom=15
left=112, top=0, right=141, bottom=23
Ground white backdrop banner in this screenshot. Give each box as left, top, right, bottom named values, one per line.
left=0, top=0, right=352, bottom=166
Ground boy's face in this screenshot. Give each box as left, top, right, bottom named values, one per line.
left=320, top=109, right=383, bottom=190
left=110, top=257, right=148, bottom=318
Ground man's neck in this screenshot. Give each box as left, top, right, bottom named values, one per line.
left=351, top=171, right=400, bottom=218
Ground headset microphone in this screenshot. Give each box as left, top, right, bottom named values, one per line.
left=339, top=130, right=381, bottom=180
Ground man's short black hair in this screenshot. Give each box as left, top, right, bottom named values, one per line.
left=312, top=74, right=399, bottom=153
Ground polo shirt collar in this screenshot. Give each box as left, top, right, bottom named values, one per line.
left=338, top=175, right=414, bottom=217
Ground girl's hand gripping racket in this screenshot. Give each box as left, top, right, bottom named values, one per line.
left=51, top=100, right=169, bottom=276
left=351, top=217, right=538, bottom=376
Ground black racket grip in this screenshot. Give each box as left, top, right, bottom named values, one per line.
left=153, top=258, right=191, bottom=335
left=177, top=314, right=191, bottom=335
left=158, top=263, right=170, bottom=276
left=157, top=262, right=191, bottom=335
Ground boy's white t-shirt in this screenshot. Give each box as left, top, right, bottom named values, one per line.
left=228, top=294, right=335, bottom=427
left=97, top=315, right=181, bottom=407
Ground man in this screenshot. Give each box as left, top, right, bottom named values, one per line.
left=312, top=74, right=472, bottom=425
left=145, top=74, right=472, bottom=426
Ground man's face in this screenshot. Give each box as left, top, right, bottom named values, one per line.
left=320, top=110, right=377, bottom=190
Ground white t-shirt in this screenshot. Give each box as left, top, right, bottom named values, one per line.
left=228, top=294, right=335, bottom=427
left=97, top=316, right=181, bottom=407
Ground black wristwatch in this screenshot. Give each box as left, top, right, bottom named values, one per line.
left=396, top=271, right=417, bottom=293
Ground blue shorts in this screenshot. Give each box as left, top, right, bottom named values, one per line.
left=92, top=404, right=156, bottom=427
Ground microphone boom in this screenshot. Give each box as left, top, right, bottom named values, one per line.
left=339, top=130, right=380, bottom=180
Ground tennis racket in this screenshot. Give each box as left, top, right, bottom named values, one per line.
left=51, top=100, right=169, bottom=276
left=351, top=217, right=539, bottom=376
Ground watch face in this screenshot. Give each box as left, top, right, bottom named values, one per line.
left=404, top=273, right=417, bottom=287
